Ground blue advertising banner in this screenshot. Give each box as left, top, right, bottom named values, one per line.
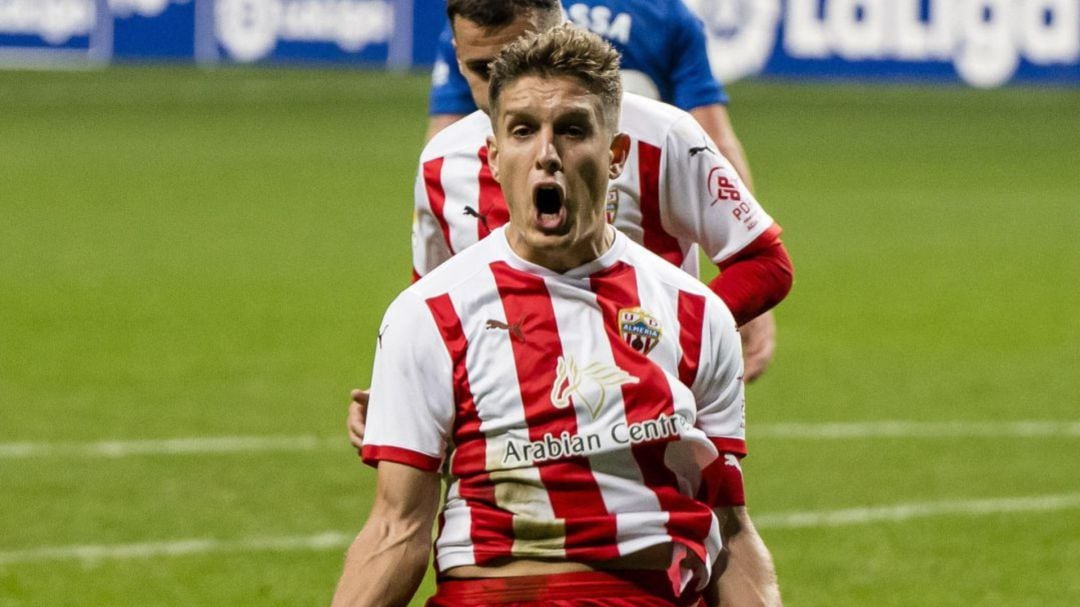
left=111, top=0, right=197, bottom=60
left=0, top=0, right=1077, bottom=88
left=207, top=0, right=395, bottom=65
left=0, top=0, right=112, bottom=66
left=686, top=0, right=1080, bottom=88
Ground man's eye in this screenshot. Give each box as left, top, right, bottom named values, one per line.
left=564, top=126, right=587, bottom=138
left=473, top=64, right=491, bottom=80
left=511, top=126, right=533, bottom=137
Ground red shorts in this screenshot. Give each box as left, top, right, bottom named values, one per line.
left=426, top=570, right=704, bottom=607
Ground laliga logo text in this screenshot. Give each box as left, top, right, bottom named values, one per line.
left=215, top=0, right=393, bottom=63
left=785, top=0, right=1080, bottom=88
left=690, top=0, right=1080, bottom=88
left=0, top=0, right=95, bottom=45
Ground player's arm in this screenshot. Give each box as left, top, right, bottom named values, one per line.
left=692, top=295, right=781, bottom=606
left=426, top=26, right=477, bottom=142
left=331, top=461, right=440, bottom=607
left=346, top=388, right=369, bottom=454
left=710, top=224, right=792, bottom=327
left=737, top=312, right=775, bottom=382
left=707, top=506, right=782, bottom=607
left=689, top=104, right=754, bottom=195
left=661, top=117, right=793, bottom=327
left=426, top=114, right=467, bottom=142
left=413, top=157, right=454, bottom=280
left=666, top=0, right=754, bottom=193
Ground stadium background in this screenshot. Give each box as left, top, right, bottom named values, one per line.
left=2, top=1, right=1079, bottom=605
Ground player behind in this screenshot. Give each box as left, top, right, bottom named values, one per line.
left=427, top=0, right=778, bottom=379
left=331, top=24, right=780, bottom=606
left=411, top=0, right=791, bottom=347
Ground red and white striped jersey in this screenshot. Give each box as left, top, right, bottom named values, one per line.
left=413, top=92, right=775, bottom=279
left=363, top=227, right=747, bottom=587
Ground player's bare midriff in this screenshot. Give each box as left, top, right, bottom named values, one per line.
left=443, top=542, right=677, bottom=578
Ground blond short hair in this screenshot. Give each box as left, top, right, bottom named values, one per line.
left=489, top=23, right=623, bottom=131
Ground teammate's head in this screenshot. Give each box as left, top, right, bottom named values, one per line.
left=447, top=0, right=563, bottom=113
left=485, top=25, right=630, bottom=272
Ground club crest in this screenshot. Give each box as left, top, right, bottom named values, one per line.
left=605, top=187, right=619, bottom=224
left=618, top=307, right=662, bottom=355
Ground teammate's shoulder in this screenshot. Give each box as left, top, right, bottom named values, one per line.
left=406, top=233, right=502, bottom=298
left=622, top=238, right=715, bottom=296
left=421, top=110, right=492, bottom=162
left=619, top=93, right=696, bottom=143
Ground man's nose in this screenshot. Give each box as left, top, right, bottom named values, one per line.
left=535, top=134, right=561, bottom=173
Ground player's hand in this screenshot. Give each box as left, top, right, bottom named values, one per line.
left=740, top=312, right=776, bottom=383
left=347, top=388, right=370, bottom=455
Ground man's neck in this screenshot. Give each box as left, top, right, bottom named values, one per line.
left=506, top=225, right=614, bottom=274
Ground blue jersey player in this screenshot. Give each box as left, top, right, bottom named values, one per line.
left=426, top=1, right=753, bottom=190
left=430, top=0, right=728, bottom=115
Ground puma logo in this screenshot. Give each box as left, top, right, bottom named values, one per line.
left=485, top=317, right=525, bottom=343
left=689, top=144, right=715, bottom=158
left=463, top=205, right=490, bottom=231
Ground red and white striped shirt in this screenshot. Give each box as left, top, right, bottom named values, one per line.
left=364, top=227, right=746, bottom=587
left=413, top=93, right=776, bottom=281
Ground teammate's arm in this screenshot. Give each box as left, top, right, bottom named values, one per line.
left=426, top=27, right=477, bottom=141
left=426, top=113, right=467, bottom=142
left=661, top=118, right=793, bottom=327
left=346, top=388, right=369, bottom=454
left=689, top=104, right=754, bottom=194
left=707, top=506, right=782, bottom=607
left=737, top=312, right=776, bottom=382
left=331, top=461, right=440, bottom=607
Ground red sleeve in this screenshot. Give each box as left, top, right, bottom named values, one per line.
left=697, top=451, right=746, bottom=508
left=708, top=223, right=793, bottom=326
left=361, top=444, right=442, bottom=472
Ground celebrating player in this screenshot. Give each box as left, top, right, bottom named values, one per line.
left=425, top=0, right=778, bottom=380
left=331, top=25, right=780, bottom=606
left=412, top=0, right=790, bottom=339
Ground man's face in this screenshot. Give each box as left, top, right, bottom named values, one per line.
left=451, top=14, right=536, bottom=113
left=488, top=75, right=628, bottom=270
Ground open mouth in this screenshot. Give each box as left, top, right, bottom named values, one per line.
left=533, top=183, right=566, bottom=232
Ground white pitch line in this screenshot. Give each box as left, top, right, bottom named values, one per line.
left=751, top=420, right=1080, bottom=440
left=3, top=493, right=1079, bottom=565
left=0, top=435, right=338, bottom=459
left=754, top=492, right=1080, bottom=529
left=0, top=532, right=355, bottom=566
left=1, top=421, right=1079, bottom=460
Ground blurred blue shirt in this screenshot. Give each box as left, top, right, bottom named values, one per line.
left=429, top=0, right=729, bottom=115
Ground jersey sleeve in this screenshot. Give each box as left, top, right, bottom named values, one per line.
left=361, top=291, right=455, bottom=471
left=428, top=27, right=478, bottom=117
left=691, top=293, right=746, bottom=453
left=660, top=114, right=774, bottom=265
left=413, top=160, right=453, bottom=278
left=692, top=293, right=747, bottom=507
left=668, top=1, right=728, bottom=110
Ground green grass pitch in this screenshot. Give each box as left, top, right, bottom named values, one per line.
left=1, top=66, right=1078, bottom=605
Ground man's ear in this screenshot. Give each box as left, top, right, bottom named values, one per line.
left=609, top=133, right=631, bottom=179
left=486, top=135, right=500, bottom=182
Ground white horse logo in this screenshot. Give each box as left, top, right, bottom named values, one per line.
left=551, top=356, right=639, bottom=420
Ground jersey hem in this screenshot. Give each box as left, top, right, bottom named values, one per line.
left=361, top=444, right=442, bottom=472
left=707, top=436, right=747, bottom=457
